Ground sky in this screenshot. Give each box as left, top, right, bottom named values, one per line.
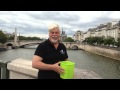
left=0, top=11, right=120, bottom=39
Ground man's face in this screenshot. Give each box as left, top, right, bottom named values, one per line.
left=49, top=27, right=60, bottom=44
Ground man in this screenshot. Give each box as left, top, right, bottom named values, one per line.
left=32, top=23, right=68, bottom=79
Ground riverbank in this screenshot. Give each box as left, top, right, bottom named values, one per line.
left=65, top=42, right=120, bottom=61
left=0, top=47, right=7, bottom=52
left=79, top=44, right=120, bottom=61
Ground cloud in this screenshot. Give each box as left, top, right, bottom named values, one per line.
left=0, top=11, right=120, bottom=39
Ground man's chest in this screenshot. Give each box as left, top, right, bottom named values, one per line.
left=45, top=47, right=66, bottom=60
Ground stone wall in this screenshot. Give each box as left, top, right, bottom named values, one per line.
left=7, top=58, right=102, bottom=79
left=63, top=43, right=120, bottom=61
left=82, top=45, right=120, bottom=61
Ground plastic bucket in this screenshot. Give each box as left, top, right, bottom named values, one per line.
left=60, top=61, right=75, bottom=79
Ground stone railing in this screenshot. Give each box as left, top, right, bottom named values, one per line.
left=6, top=58, right=102, bottom=79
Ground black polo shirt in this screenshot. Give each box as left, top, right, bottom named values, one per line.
left=34, top=39, right=68, bottom=79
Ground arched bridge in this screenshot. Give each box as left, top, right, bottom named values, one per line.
left=6, top=40, right=44, bottom=48
left=19, top=42, right=40, bottom=48
left=62, top=42, right=84, bottom=50
left=6, top=40, right=84, bottom=50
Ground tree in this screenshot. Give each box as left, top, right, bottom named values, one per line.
left=116, top=37, right=120, bottom=47
left=84, top=37, right=95, bottom=45
left=103, top=36, right=114, bottom=46
left=118, top=37, right=120, bottom=47
left=64, top=37, right=74, bottom=42
left=0, top=30, right=7, bottom=44
left=18, top=36, right=42, bottom=40
left=7, top=35, right=14, bottom=40
left=97, top=36, right=104, bottom=45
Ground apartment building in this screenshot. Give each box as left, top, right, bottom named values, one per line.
left=74, top=20, right=120, bottom=42
left=73, top=31, right=83, bottom=42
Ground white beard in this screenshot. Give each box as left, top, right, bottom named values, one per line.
left=51, top=39, right=58, bottom=44
left=50, top=36, right=59, bottom=44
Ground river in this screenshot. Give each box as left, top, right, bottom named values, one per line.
left=0, top=45, right=120, bottom=79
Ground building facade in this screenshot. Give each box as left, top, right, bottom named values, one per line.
left=74, top=20, right=120, bottom=42
left=73, top=31, right=83, bottom=42
left=60, top=30, right=67, bottom=42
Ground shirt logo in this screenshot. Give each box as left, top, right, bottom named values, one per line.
left=60, top=50, right=65, bottom=54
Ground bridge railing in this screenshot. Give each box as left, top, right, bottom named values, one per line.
left=0, top=60, right=10, bottom=79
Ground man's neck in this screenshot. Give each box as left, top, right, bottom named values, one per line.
left=53, top=43, right=59, bottom=49
left=49, top=38, right=59, bottom=45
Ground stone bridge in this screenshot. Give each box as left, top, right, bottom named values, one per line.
left=5, top=40, right=44, bottom=48
left=62, top=42, right=85, bottom=50
left=4, top=28, right=82, bottom=49
left=5, top=40, right=84, bottom=49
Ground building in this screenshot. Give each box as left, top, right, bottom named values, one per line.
left=74, top=30, right=83, bottom=42
left=60, top=29, right=67, bottom=42
left=74, top=20, right=120, bottom=42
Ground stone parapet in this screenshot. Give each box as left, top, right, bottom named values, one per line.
left=7, top=58, right=102, bottom=79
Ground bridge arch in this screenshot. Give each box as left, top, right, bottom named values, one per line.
left=6, top=43, right=13, bottom=46
left=71, top=45, right=79, bottom=50
left=62, top=42, right=80, bottom=50
left=19, top=43, right=40, bottom=48
left=6, top=40, right=44, bottom=48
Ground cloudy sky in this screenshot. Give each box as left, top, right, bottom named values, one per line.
left=0, top=11, right=120, bottom=39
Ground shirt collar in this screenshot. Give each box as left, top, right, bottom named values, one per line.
left=47, top=39, right=60, bottom=49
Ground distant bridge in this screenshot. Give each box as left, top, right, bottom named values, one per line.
left=5, top=40, right=84, bottom=50
left=5, top=40, right=44, bottom=48
left=62, top=42, right=84, bottom=50
left=4, top=28, right=82, bottom=49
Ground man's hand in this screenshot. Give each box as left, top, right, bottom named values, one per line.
left=51, top=62, right=64, bottom=75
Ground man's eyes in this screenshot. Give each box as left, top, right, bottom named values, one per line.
left=51, top=32, right=58, bottom=34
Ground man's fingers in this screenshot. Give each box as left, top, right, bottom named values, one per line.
left=58, top=67, right=65, bottom=74
left=56, top=61, right=60, bottom=65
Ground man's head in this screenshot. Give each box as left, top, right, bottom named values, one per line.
left=48, top=23, right=60, bottom=44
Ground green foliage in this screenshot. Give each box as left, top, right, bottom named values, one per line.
left=7, top=35, right=42, bottom=40
left=84, top=36, right=114, bottom=46
left=116, top=37, right=120, bottom=47
left=97, top=36, right=104, bottom=44
left=0, top=30, right=7, bottom=44
left=84, top=37, right=93, bottom=44
left=103, top=36, right=115, bottom=46
left=64, top=37, right=74, bottom=42
left=7, top=35, right=14, bottom=40
left=84, top=37, right=97, bottom=45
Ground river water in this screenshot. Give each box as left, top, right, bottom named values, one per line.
left=0, top=45, right=120, bottom=79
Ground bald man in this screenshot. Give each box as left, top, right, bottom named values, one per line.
left=32, top=23, right=68, bottom=79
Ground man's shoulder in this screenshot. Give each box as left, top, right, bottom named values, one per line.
left=38, top=40, right=48, bottom=46
left=59, top=42, right=66, bottom=47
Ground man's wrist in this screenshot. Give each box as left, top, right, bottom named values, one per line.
left=49, top=64, right=54, bottom=71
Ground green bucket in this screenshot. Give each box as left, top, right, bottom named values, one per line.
left=60, top=61, right=75, bottom=79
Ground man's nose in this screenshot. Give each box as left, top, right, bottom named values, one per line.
left=53, top=33, right=57, bottom=35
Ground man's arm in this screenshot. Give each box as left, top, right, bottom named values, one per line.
left=32, top=55, right=64, bottom=74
